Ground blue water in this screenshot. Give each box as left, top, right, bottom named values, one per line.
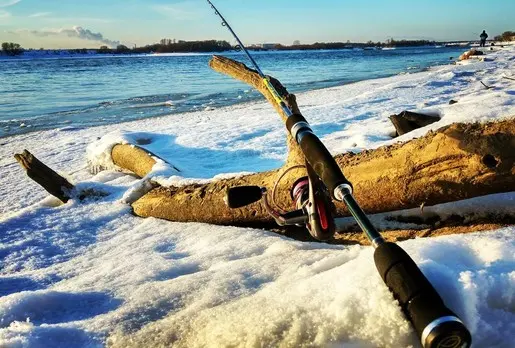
left=0, top=46, right=467, bottom=138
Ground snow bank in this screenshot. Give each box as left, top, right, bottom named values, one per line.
left=1, top=46, right=515, bottom=347
left=1, top=208, right=514, bottom=347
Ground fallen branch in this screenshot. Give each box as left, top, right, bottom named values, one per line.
left=126, top=57, right=515, bottom=227
left=131, top=119, right=515, bottom=225
left=14, top=150, right=74, bottom=203
left=209, top=55, right=306, bottom=167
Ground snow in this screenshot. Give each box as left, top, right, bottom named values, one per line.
left=1, top=46, right=515, bottom=347
left=335, top=192, right=515, bottom=231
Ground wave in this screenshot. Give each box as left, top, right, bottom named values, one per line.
left=130, top=101, right=175, bottom=108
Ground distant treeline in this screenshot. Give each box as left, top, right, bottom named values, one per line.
left=0, top=39, right=450, bottom=57
left=99, top=39, right=438, bottom=55
left=276, top=39, right=436, bottom=50
left=1, top=42, right=23, bottom=56
left=104, top=40, right=233, bottom=54
left=2, top=32, right=514, bottom=57
left=384, top=39, right=437, bottom=47
left=494, top=31, right=515, bottom=42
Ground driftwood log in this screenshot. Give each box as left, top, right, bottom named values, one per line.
left=123, top=56, right=515, bottom=226
left=14, top=150, right=109, bottom=203
left=15, top=150, right=74, bottom=203
left=129, top=119, right=515, bottom=225
left=14, top=56, right=515, bottom=234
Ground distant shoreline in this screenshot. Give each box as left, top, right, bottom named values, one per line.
left=0, top=39, right=481, bottom=60
left=0, top=44, right=473, bottom=61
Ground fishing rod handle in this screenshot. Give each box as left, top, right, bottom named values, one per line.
left=374, top=242, right=471, bottom=348
left=286, top=114, right=352, bottom=198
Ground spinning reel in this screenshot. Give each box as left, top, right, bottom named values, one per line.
left=225, top=162, right=335, bottom=241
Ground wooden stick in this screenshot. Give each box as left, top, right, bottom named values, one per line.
left=14, top=150, right=74, bottom=203
left=209, top=55, right=306, bottom=167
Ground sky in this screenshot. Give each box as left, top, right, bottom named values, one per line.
left=0, top=0, right=514, bottom=49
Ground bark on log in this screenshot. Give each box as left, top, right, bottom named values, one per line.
left=14, top=150, right=74, bottom=203
left=324, top=119, right=515, bottom=216
left=111, top=144, right=157, bottom=178
left=110, top=143, right=183, bottom=178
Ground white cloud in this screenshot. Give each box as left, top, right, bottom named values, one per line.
left=28, top=12, right=51, bottom=18
left=0, top=9, right=10, bottom=17
left=9, top=26, right=120, bottom=47
left=0, top=0, right=21, bottom=8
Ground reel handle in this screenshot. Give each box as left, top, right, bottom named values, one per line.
left=374, top=242, right=471, bottom=348
left=225, top=186, right=264, bottom=208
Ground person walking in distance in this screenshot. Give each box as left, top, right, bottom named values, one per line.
left=480, top=30, right=488, bottom=47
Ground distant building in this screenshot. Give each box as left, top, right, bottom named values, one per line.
left=293, top=40, right=300, bottom=46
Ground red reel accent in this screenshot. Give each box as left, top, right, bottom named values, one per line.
left=317, top=199, right=329, bottom=230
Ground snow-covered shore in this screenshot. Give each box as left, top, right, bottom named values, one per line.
left=1, top=46, right=514, bottom=347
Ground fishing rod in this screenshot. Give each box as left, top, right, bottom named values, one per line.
left=206, top=1, right=471, bottom=347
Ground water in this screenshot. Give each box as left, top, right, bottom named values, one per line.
left=0, top=46, right=467, bottom=138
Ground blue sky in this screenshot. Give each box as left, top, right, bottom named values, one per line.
left=0, top=0, right=513, bottom=48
